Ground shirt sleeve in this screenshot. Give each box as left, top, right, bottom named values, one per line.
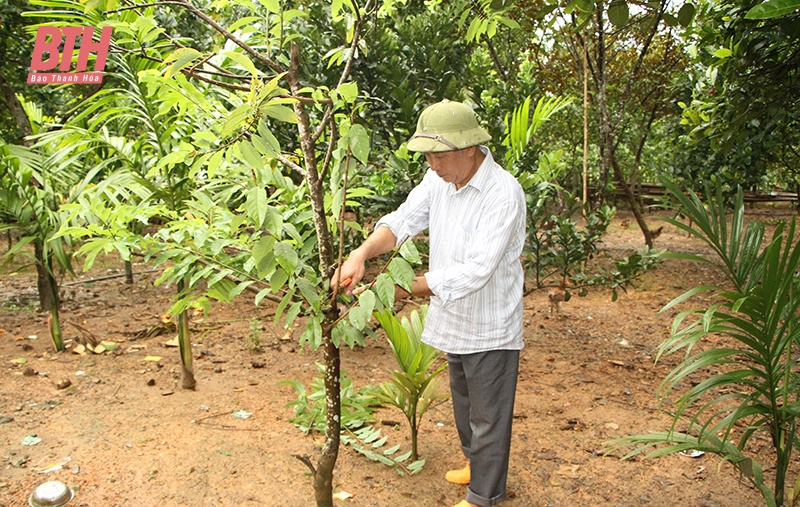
left=424, top=189, right=524, bottom=305
left=373, top=170, right=434, bottom=247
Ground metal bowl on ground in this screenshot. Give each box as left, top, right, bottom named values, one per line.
left=28, top=481, right=74, bottom=507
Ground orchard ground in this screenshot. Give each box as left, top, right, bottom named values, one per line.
left=0, top=211, right=789, bottom=507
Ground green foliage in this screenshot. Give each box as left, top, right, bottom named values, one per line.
left=607, top=178, right=800, bottom=507
left=248, top=317, right=263, bottom=352
left=502, top=94, right=574, bottom=169
left=372, top=306, right=448, bottom=461
left=458, top=0, right=520, bottom=42
left=0, top=134, right=86, bottom=351
left=281, top=365, right=425, bottom=474
left=282, top=363, right=381, bottom=434
left=340, top=425, right=426, bottom=476
left=747, top=0, right=800, bottom=19
left=522, top=151, right=660, bottom=297
left=675, top=0, right=800, bottom=193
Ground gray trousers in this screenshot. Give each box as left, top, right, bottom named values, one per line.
left=447, top=349, right=519, bottom=507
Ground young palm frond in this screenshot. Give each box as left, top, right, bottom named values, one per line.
left=373, top=306, right=448, bottom=461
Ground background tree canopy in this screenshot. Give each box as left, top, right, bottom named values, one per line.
left=2, top=0, right=799, bottom=199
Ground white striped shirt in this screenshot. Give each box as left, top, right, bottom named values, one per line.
left=375, top=146, right=526, bottom=354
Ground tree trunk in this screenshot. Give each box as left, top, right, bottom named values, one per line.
left=286, top=42, right=339, bottom=507
left=313, top=318, right=341, bottom=507
left=176, top=279, right=196, bottom=390
left=0, top=68, right=34, bottom=146
left=34, top=241, right=57, bottom=312
left=611, top=157, right=653, bottom=247
left=582, top=39, right=589, bottom=206
left=594, top=6, right=613, bottom=207
left=125, top=260, right=134, bottom=284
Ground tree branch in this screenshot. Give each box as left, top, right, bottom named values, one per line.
left=121, top=0, right=285, bottom=74
left=292, top=454, right=317, bottom=474
left=482, top=34, right=507, bottom=82
left=317, top=120, right=337, bottom=188
left=182, top=69, right=251, bottom=92
left=275, top=153, right=309, bottom=179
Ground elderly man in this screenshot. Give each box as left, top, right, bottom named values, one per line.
left=337, top=100, right=525, bottom=507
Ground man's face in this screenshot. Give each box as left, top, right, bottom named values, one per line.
left=425, top=148, right=472, bottom=186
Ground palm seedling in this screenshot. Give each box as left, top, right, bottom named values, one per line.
left=607, top=178, right=800, bottom=507
left=373, top=306, right=448, bottom=461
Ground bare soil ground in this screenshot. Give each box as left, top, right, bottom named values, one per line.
left=0, top=212, right=788, bottom=507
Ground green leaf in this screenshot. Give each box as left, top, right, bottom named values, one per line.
left=285, top=301, right=302, bottom=327
left=746, top=0, right=800, bottom=19
left=677, top=3, right=696, bottom=26
left=358, top=290, right=376, bottom=317
left=349, top=305, right=369, bottom=329
left=274, top=288, right=295, bottom=323
left=374, top=273, right=395, bottom=308
left=240, top=141, right=265, bottom=173
left=300, top=315, right=322, bottom=349
left=662, top=12, right=679, bottom=26
left=296, top=277, right=321, bottom=310
left=714, top=48, right=733, bottom=58
left=388, top=257, right=415, bottom=291
left=245, top=187, right=269, bottom=228
left=408, top=459, right=426, bottom=474
left=225, top=51, right=259, bottom=77
left=253, top=236, right=276, bottom=268
left=164, top=48, right=201, bottom=79
left=349, top=124, right=370, bottom=165
left=259, top=0, right=281, bottom=13
left=498, top=16, right=521, bottom=29
left=383, top=443, right=402, bottom=455
left=270, top=267, right=289, bottom=292
left=263, top=206, right=283, bottom=236
left=221, top=105, right=253, bottom=138
left=207, top=150, right=225, bottom=178
left=257, top=120, right=282, bottom=155
left=607, top=0, right=629, bottom=27
left=255, top=287, right=272, bottom=306
left=337, top=81, right=359, bottom=103
left=399, top=241, right=421, bottom=264
left=263, top=105, right=298, bottom=124
left=273, top=241, right=298, bottom=274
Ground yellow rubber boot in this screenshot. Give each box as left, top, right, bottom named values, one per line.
left=445, top=462, right=470, bottom=485
left=451, top=501, right=478, bottom=507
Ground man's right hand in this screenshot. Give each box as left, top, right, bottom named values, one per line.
left=331, top=225, right=399, bottom=296
left=332, top=252, right=366, bottom=296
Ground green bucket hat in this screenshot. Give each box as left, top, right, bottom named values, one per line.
left=407, top=100, right=492, bottom=153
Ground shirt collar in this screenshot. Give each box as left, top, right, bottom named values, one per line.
left=461, top=145, right=493, bottom=193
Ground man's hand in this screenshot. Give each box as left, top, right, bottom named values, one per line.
left=332, top=252, right=366, bottom=296
left=331, top=226, right=399, bottom=296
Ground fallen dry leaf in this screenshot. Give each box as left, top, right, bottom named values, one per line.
left=332, top=491, right=355, bottom=500
left=556, top=464, right=581, bottom=478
